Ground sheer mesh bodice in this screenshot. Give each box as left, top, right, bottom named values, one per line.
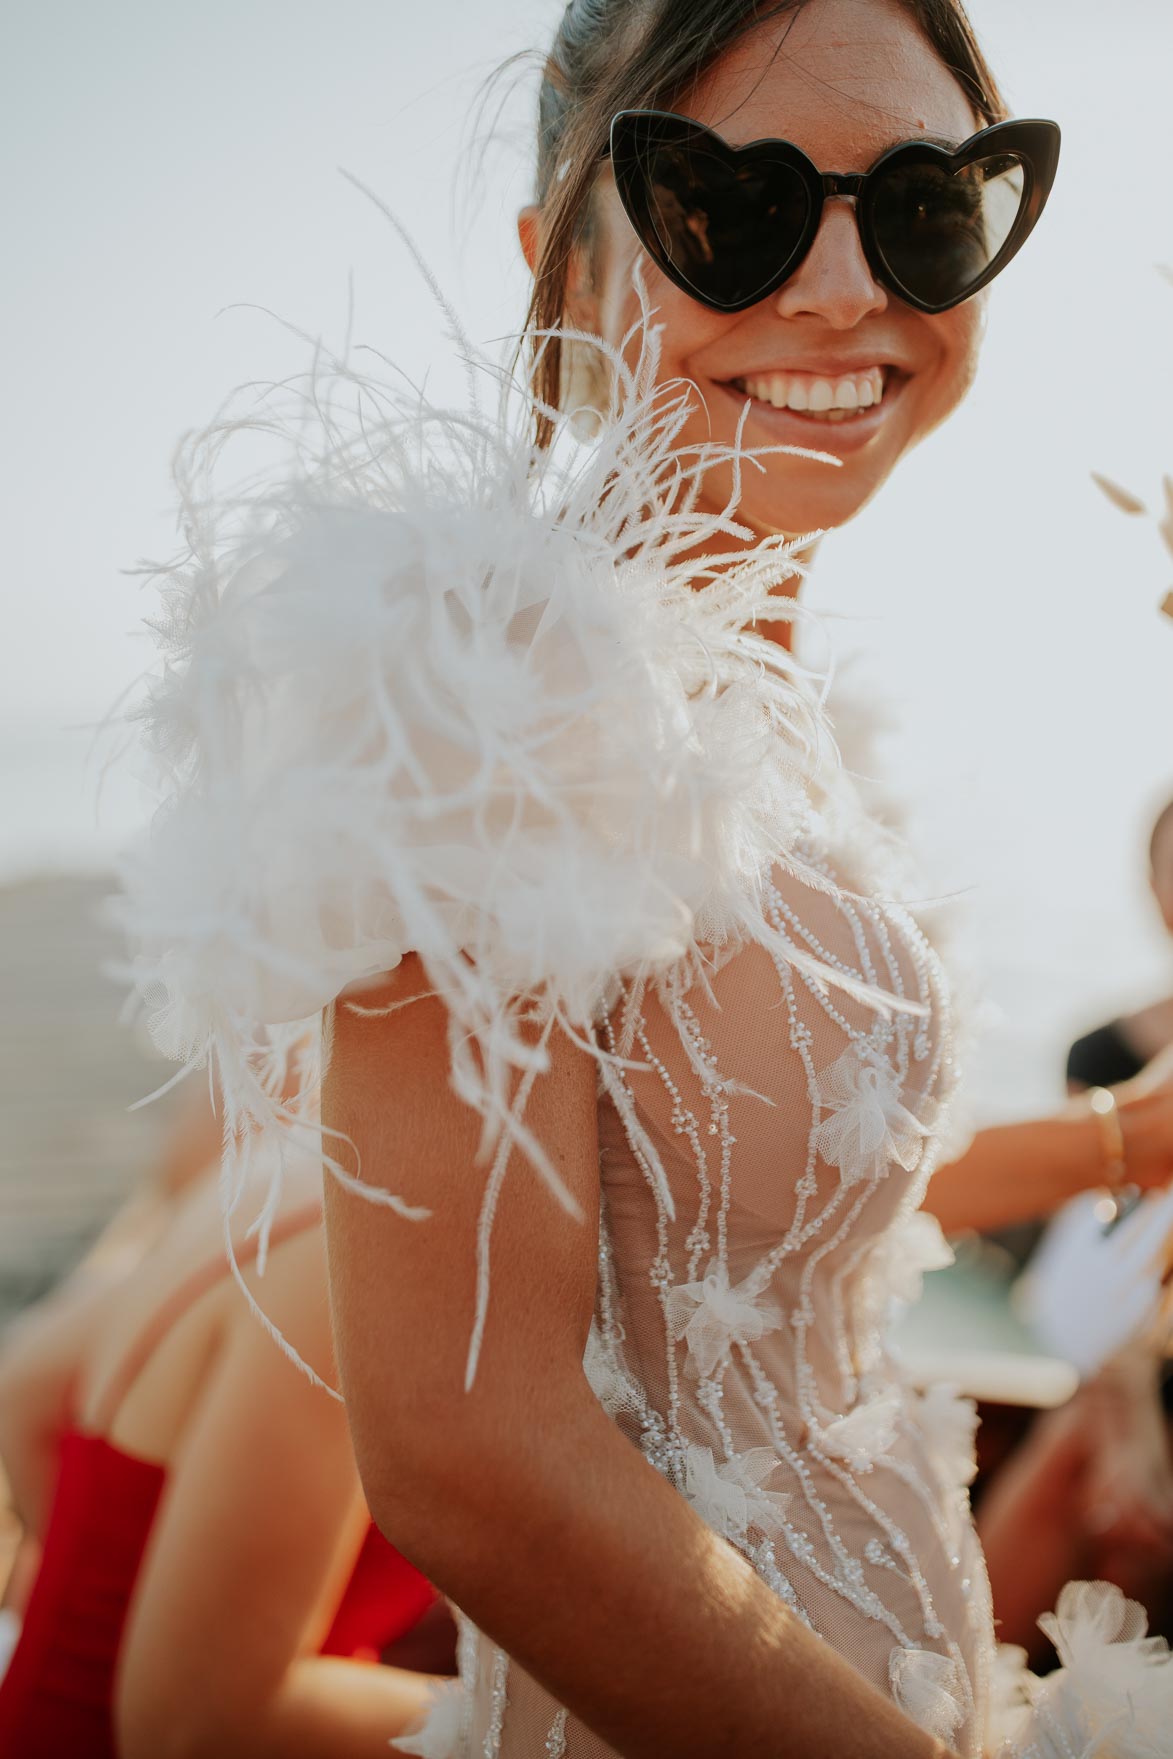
left=422, top=828, right=995, bottom=1759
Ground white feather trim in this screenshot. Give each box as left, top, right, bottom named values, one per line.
left=112, top=283, right=885, bottom=1379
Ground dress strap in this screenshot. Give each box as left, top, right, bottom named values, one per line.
left=90, top=1198, right=324, bottom=1436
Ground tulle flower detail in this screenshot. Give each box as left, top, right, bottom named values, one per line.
left=876, top=1209, right=955, bottom=1308
left=916, top=1382, right=979, bottom=1493
left=1040, top=1581, right=1163, bottom=1674
left=852, top=1209, right=955, bottom=1375
left=666, top=1262, right=784, bottom=1379
left=682, top=1444, right=791, bottom=1544
left=1040, top=1581, right=1173, bottom=1753
left=994, top=1582, right=1173, bottom=1758
left=391, top=1678, right=467, bottom=1757
left=817, top=1390, right=902, bottom=1471
left=813, top=1049, right=928, bottom=1185
left=889, top=1646, right=966, bottom=1744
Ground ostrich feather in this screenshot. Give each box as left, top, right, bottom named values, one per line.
left=112, top=275, right=888, bottom=1381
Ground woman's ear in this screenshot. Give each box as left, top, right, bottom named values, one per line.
left=516, top=204, right=599, bottom=333
left=517, top=205, right=541, bottom=275
left=517, top=200, right=606, bottom=420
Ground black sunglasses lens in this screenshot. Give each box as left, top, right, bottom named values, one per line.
left=616, top=124, right=812, bottom=310
left=870, top=154, right=1028, bottom=308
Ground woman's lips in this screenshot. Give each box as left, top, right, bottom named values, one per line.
left=709, top=367, right=909, bottom=456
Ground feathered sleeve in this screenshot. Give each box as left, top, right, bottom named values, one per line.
left=112, top=320, right=828, bottom=1288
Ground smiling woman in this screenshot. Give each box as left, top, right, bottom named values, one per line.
left=522, top=0, right=1014, bottom=538
left=112, top=0, right=1173, bottom=1755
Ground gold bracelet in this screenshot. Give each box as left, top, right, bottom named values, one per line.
left=1088, top=1086, right=1129, bottom=1223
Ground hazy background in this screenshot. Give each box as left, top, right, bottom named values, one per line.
left=3, top=0, right=1172, bottom=1150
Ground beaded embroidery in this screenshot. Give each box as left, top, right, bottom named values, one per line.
left=451, top=787, right=996, bottom=1757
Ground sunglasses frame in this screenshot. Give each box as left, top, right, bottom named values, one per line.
left=608, top=110, right=1061, bottom=316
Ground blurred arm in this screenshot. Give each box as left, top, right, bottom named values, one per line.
left=924, top=1109, right=1104, bottom=1235
left=925, top=1063, right=1173, bottom=1235
left=0, top=1277, right=120, bottom=1536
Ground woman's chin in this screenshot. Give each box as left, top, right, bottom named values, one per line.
left=689, top=458, right=882, bottom=538
left=737, top=473, right=887, bottom=539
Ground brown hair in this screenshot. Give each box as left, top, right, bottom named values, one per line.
left=527, top=0, right=1008, bottom=438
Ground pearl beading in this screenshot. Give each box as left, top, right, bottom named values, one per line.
left=600, top=845, right=982, bottom=1710
left=483, top=1647, right=509, bottom=1757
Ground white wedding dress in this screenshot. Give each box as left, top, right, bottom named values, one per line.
left=430, top=834, right=998, bottom=1757
left=116, top=317, right=1173, bottom=1759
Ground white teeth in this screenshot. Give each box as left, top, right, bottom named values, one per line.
left=733, top=366, right=889, bottom=416
left=860, top=368, right=885, bottom=407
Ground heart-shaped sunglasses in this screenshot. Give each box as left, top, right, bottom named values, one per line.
left=608, top=110, right=1061, bottom=316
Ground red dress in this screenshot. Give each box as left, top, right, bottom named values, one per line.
left=0, top=1210, right=436, bottom=1757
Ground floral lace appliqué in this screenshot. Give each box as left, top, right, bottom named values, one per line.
left=813, top=1049, right=928, bottom=1185
left=683, top=1444, right=791, bottom=1544
left=916, top=1383, right=979, bottom=1494
left=889, top=1645, right=967, bottom=1744
left=818, top=1389, right=903, bottom=1472
left=666, top=1261, right=785, bottom=1379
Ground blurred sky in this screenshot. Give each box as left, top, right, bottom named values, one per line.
left=3, top=0, right=1172, bottom=1117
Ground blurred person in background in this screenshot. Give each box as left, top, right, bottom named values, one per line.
left=977, top=1298, right=1173, bottom=1666
left=0, top=1127, right=450, bottom=1758
left=1067, top=796, right=1173, bottom=1091
left=975, top=797, right=1173, bottom=1660
left=0, top=1080, right=224, bottom=1653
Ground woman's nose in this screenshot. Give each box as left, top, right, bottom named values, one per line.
left=772, top=200, right=888, bottom=327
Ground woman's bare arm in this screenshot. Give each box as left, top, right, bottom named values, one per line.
left=115, top=1227, right=435, bottom=1759
left=324, top=957, right=961, bottom=1759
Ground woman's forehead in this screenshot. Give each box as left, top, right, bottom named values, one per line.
left=684, top=0, right=979, bottom=167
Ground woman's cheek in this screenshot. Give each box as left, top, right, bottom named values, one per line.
left=592, top=205, right=730, bottom=375
left=925, top=302, right=985, bottom=432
